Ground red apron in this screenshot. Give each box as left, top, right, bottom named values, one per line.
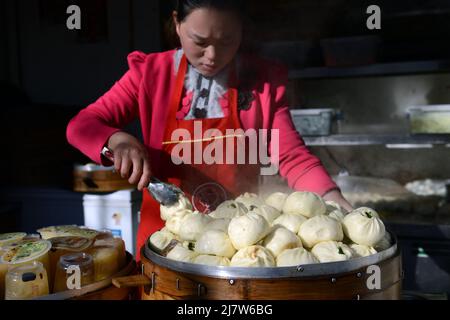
left=136, top=55, right=260, bottom=260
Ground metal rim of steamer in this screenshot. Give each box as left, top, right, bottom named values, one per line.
left=144, top=231, right=398, bottom=279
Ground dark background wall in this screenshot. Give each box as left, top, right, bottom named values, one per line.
left=0, top=1, right=7, bottom=82
left=4, top=0, right=160, bottom=107
left=0, top=0, right=162, bottom=233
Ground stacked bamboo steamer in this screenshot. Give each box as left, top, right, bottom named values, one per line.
left=112, top=191, right=402, bottom=300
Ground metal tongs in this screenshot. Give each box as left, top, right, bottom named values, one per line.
left=102, top=147, right=184, bottom=206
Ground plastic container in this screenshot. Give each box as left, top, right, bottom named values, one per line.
left=48, top=237, right=94, bottom=291
left=37, top=225, right=98, bottom=240
left=23, top=234, right=42, bottom=241
left=0, top=240, right=52, bottom=299
left=96, top=229, right=114, bottom=240
left=5, top=261, right=49, bottom=300
left=86, top=245, right=120, bottom=282
left=93, top=237, right=127, bottom=270
left=290, top=109, right=337, bottom=136
left=53, top=252, right=95, bottom=293
left=0, top=233, right=27, bottom=248
left=35, top=252, right=136, bottom=300
left=406, top=105, right=450, bottom=134
left=0, top=261, right=8, bottom=299
left=320, top=36, right=381, bottom=67
left=0, top=240, right=52, bottom=271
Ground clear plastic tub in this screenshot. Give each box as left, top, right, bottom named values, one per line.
left=0, top=233, right=27, bottom=248
left=53, top=252, right=95, bottom=292
left=0, top=240, right=52, bottom=270
left=5, top=261, right=49, bottom=300
left=290, top=109, right=336, bottom=136
left=407, top=105, right=450, bottom=134
left=48, top=237, right=94, bottom=291
left=1, top=240, right=52, bottom=299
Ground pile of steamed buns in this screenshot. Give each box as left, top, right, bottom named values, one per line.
left=149, top=192, right=391, bottom=267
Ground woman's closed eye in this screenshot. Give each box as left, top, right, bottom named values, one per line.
left=194, top=41, right=208, bottom=47
left=193, top=38, right=234, bottom=47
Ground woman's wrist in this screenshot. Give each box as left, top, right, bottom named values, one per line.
left=322, top=188, right=354, bottom=213
left=322, top=187, right=340, bottom=198
left=107, top=131, right=138, bottom=150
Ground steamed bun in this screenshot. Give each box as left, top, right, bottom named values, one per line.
left=272, top=213, right=307, bottom=234
left=178, top=211, right=212, bottom=241
left=327, top=209, right=345, bottom=222
left=228, top=212, right=270, bottom=250
left=298, top=215, right=344, bottom=248
left=311, top=241, right=354, bottom=263
left=203, top=218, right=231, bottom=233
left=166, top=244, right=198, bottom=263
left=276, top=247, right=319, bottom=266
left=265, top=192, right=289, bottom=212
left=263, top=226, right=302, bottom=257
left=149, top=229, right=177, bottom=252
left=160, top=195, right=193, bottom=221
left=230, top=245, right=275, bottom=267
left=195, top=230, right=236, bottom=258
left=350, top=244, right=377, bottom=258
left=166, top=215, right=184, bottom=235
left=209, top=200, right=248, bottom=219
left=250, top=205, right=281, bottom=224
left=235, top=193, right=265, bottom=210
left=282, top=192, right=327, bottom=218
left=342, top=207, right=385, bottom=246
left=193, top=255, right=230, bottom=266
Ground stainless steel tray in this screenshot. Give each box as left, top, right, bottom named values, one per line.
left=144, top=231, right=398, bottom=279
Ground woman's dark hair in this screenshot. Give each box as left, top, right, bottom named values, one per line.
left=164, top=0, right=250, bottom=49
left=175, top=0, right=246, bottom=23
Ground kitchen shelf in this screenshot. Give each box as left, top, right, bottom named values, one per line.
left=288, top=60, right=450, bottom=80
left=303, top=134, right=450, bottom=147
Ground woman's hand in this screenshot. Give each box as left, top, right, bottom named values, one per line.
left=322, top=189, right=354, bottom=213
left=107, top=132, right=152, bottom=191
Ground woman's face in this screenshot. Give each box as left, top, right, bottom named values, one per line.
left=174, top=8, right=243, bottom=77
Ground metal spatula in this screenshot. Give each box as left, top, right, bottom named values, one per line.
left=101, top=147, right=184, bottom=206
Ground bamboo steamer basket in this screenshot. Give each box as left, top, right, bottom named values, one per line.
left=73, top=164, right=133, bottom=193
left=34, top=252, right=137, bottom=300
left=113, top=231, right=402, bottom=300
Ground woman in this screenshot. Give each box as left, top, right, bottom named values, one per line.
left=67, top=0, right=353, bottom=258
